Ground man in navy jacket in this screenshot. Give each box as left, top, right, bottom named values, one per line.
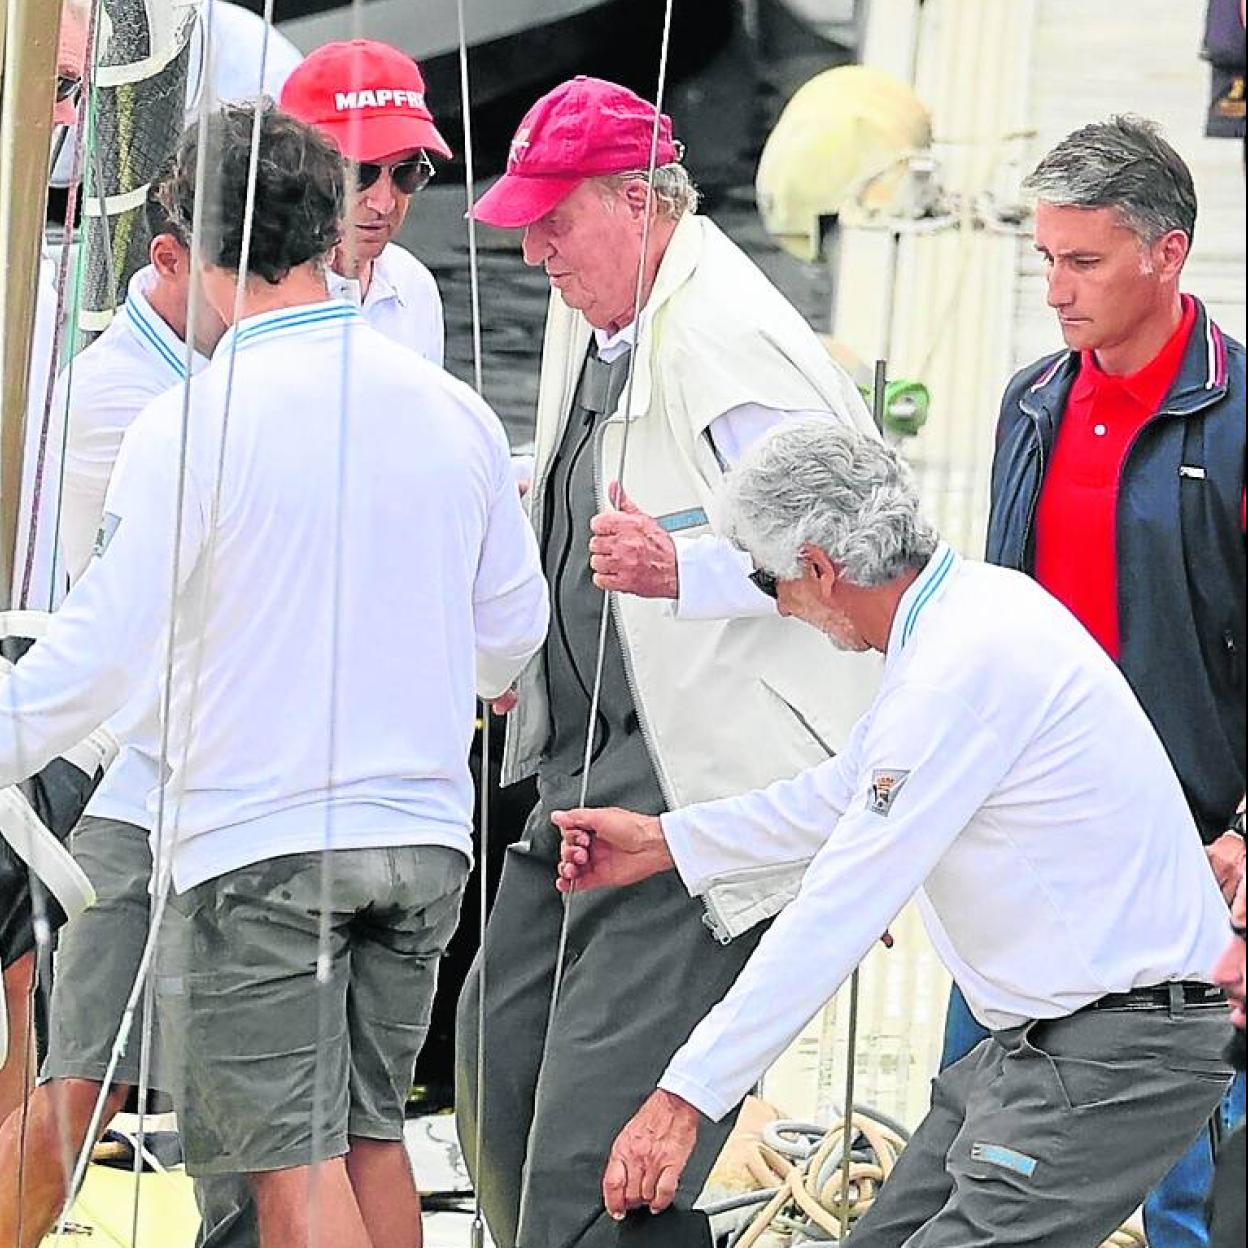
left=950, top=115, right=1245, bottom=1248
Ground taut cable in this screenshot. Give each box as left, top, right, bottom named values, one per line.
left=515, top=5, right=678, bottom=1244
left=452, top=4, right=494, bottom=1247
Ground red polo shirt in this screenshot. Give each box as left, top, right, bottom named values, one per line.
left=1033, top=295, right=1196, bottom=660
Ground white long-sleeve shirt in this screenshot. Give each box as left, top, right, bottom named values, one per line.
left=0, top=299, right=548, bottom=891
left=53, top=266, right=209, bottom=830
left=656, top=546, right=1228, bottom=1121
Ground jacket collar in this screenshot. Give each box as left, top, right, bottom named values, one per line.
left=1020, top=296, right=1228, bottom=423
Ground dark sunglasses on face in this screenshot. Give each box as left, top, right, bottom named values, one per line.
left=353, top=152, right=436, bottom=196
left=749, top=568, right=780, bottom=600
left=55, top=74, right=82, bottom=104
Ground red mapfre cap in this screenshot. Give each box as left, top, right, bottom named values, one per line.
left=279, top=39, right=452, bottom=164
left=471, top=76, right=679, bottom=228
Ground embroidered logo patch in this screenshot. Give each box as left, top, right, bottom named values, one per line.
left=970, top=1141, right=1038, bottom=1178
left=869, top=769, right=910, bottom=816
left=509, top=126, right=532, bottom=169
left=92, top=512, right=121, bottom=558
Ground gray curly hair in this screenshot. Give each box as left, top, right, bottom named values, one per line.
left=719, top=421, right=938, bottom=585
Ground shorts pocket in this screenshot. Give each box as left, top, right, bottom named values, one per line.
left=1022, top=1025, right=1122, bottom=1112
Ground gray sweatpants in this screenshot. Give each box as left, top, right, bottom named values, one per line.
left=455, top=813, right=763, bottom=1248
left=849, top=1001, right=1233, bottom=1247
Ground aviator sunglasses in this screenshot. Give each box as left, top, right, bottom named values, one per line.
left=749, top=568, right=780, bottom=600
left=352, top=151, right=436, bottom=195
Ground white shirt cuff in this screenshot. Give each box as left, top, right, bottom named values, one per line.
left=656, top=1068, right=736, bottom=1123
left=671, top=534, right=778, bottom=622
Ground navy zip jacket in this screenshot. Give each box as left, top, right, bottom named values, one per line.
left=986, top=298, right=1245, bottom=842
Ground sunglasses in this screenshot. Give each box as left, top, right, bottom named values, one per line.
left=353, top=152, right=436, bottom=196
left=55, top=74, right=82, bottom=105
left=748, top=568, right=780, bottom=600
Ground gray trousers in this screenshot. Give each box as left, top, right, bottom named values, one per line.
left=849, top=1001, right=1233, bottom=1247
left=455, top=813, right=763, bottom=1248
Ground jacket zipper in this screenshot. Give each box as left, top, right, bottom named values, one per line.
left=593, top=415, right=676, bottom=809
left=502, top=365, right=585, bottom=781
left=1019, top=416, right=1046, bottom=571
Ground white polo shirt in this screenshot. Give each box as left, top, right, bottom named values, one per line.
left=328, top=243, right=445, bottom=366
left=52, top=267, right=209, bottom=832
left=656, top=545, right=1229, bottom=1122
left=0, top=300, right=548, bottom=891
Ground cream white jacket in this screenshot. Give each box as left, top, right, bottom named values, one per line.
left=504, top=214, right=881, bottom=934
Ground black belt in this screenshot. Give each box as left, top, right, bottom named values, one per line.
left=1080, top=981, right=1227, bottom=1014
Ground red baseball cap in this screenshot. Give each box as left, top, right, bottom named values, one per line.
left=279, top=40, right=452, bottom=164
left=471, top=76, right=679, bottom=228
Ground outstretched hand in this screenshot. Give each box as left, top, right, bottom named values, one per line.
left=603, top=1090, right=700, bottom=1219
left=552, top=807, right=674, bottom=893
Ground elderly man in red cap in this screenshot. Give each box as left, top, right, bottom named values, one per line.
left=280, top=39, right=450, bottom=365
left=456, top=75, right=879, bottom=1248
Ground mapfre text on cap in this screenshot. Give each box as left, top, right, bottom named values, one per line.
left=334, top=89, right=426, bottom=112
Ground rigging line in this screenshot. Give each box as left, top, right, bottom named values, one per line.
left=308, top=9, right=365, bottom=1243
left=14, top=0, right=108, bottom=1240
left=516, top=3, right=677, bottom=1244
left=53, top=0, right=225, bottom=1232
left=15, top=0, right=104, bottom=611
left=452, top=5, right=493, bottom=1245
left=127, top=3, right=278, bottom=1241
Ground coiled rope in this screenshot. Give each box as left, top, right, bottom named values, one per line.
left=704, top=1112, right=1147, bottom=1248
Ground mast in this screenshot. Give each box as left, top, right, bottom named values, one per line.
left=0, top=0, right=63, bottom=609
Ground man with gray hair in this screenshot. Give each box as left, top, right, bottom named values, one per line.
left=556, top=420, right=1234, bottom=1248
left=946, top=115, right=1246, bottom=1248
left=459, top=76, right=879, bottom=1247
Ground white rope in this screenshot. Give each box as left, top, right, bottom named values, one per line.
left=452, top=5, right=493, bottom=1247
left=516, top=5, right=679, bottom=1244
left=8, top=0, right=111, bottom=1239
left=307, top=9, right=365, bottom=1244
left=125, top=5, right=277, bottom=1241
left=50, top=0, right=263, bottom=1235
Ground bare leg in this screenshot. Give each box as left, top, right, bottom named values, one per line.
left=0, top=956, right=35, bottom=1125
left=0, top=1077, right=130, bottom=1248
left=346, top=1137, right=423, bottom=1248
left=250, top=1160, right=373, bottom=1248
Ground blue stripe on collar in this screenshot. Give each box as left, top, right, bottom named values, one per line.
left=126, top=299, right=186, bottom=379
left=900, top=545, right=956, bottom=649
left=232, top=301, right=361, bottom=350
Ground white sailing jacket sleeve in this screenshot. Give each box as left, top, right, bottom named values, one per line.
left=473, top=430, right=550, bottom=700
left=671, top=404, right=849, bottom=622
left=656, top=679, right=1011, bottom=1122
left=0, top=404, right=205, bottom=788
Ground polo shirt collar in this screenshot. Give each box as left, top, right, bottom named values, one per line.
left=366, top=245, right=405, bottom=309
left=1071, top=294, right=1197, bottom=411
left=124, top=266, right=207, bottom=381
left=886, top=541, right=959, bottom=664
left=214, top=298, right=361, bottom=359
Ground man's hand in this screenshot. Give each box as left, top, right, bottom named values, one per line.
left=602, top=1090, right=700, bottom=1219
left=589, top=483, right=679, bottom=599
left=1208, top=830, right=1246, bottom=905
left=490, top=688, right=519, bottom=715
left=552, top=808, right=673, bottom=892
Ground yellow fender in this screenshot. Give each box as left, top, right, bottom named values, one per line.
left=756, top=65, right=932, bottom=261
